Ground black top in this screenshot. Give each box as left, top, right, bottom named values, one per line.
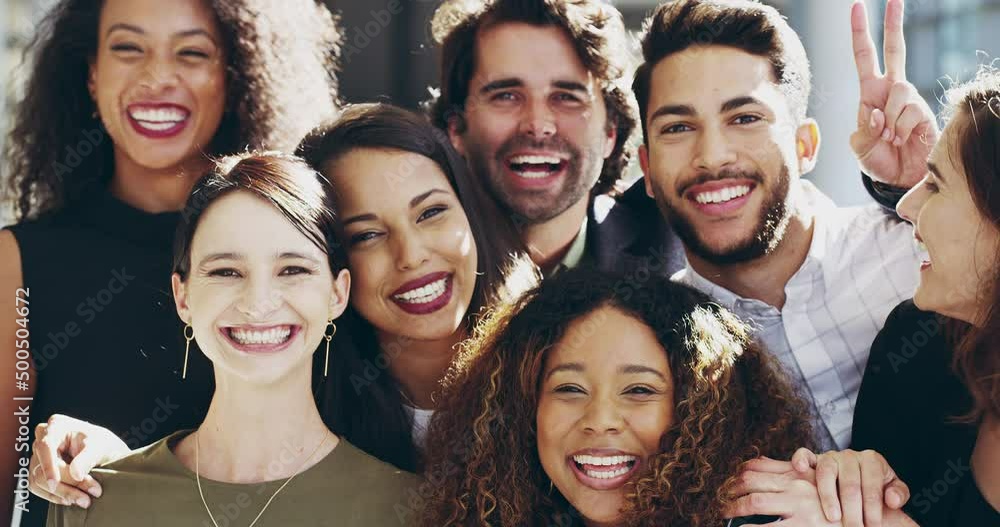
left=6, top=191, right=214, bottom=527
left=851, top=300, right=999, bottom=526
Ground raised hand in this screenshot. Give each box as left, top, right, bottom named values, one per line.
left=849, top=0, right=938, bottom=188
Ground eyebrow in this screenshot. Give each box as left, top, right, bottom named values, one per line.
left=479, top=78, right=590, bottom=95
left=107, top=23, right=218, bottom=44
left=197, top=251, right=320, bottom=266
left=648, top=96, right=766, bottom=123
left=342, top=189, right=450, bottom=227
left=927, top=162, right=943, bottom=181
left=720, top=96, right=764, bottom=114
left=648, top=104, right=696, bottom=122
left=410, top=188, right=449, bottom=208
left=545, top=362, right=668, bottom=382
left=480, top=78, right=522, bottom=94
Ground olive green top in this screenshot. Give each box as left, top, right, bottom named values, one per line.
left=47, top=430, right=423, bottom=527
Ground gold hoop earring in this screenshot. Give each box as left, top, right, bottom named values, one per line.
left=323, top=320, right=336, bottom=377
left=182, top=324, right=194, bottom=379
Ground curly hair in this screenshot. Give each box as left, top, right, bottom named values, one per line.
left=419, top=267, right=813, bottom=527
left=427, top=0, right=637, bottom=197
left=3, top=0, right=341, bottom=221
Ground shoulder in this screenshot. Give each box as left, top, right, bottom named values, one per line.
left=92, top=432, right=187, bottom=481
left=334, top=440, right=421, bottom=487
left=317, top=440, right=423, bottom=524
left=864, top=300, right=951, bottom=387
left=0, top=230, right=22, bottom=281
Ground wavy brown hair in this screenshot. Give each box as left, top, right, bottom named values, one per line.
left=419, top=267, right=813, bottom=527
left=939, top=65, right=1000, bottom=420
left=427, top=0, right=637, bottom=197
left=3, top=0, right=341, bottom=221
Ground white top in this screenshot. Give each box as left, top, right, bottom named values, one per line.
left=406, top=405, right=435, bottom=449
left=673, top=180, right=921, bottom=450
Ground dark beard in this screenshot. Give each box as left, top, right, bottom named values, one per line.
left=657, top=165, right=792, bottom=266
left=467, top=134, right=591, bottom=225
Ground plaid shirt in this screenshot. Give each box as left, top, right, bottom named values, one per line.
left=674, top=181, right=921, bottom=450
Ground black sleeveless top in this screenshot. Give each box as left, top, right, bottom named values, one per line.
left=852, top=300, right=999, bottom=526
left=6, top=191, right=214, bottom=526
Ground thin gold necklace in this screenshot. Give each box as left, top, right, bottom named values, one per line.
left=195, top=430, right=331, bottom=527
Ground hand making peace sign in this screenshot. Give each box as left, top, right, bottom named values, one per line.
left=850, top=0, right=939, bottom=189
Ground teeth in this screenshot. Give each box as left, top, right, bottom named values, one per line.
left=693, top=185, right=751, bottom=205
left=393, top=277, right=448, bottom=304
left=509, top=155, right=563, bottom=165
left=512, top=170, right=553, bottom=179
left=583, top=466, right=632, bottom=479
left=129, top=107, right=188, bottom=123
left=230, top=326, right=292, bottom=345
left=572, top=454, right=637, bottom=467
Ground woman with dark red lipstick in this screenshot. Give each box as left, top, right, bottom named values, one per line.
left=296, top=103, right=534, bottom=472
left=418, top=268, right=814, bottom=527
left=0, top=0, right=339, bottom=521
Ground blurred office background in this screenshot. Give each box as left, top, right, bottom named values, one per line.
left=2, top=0, right=998, bottom=225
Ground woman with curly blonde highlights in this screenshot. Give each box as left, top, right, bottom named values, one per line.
left=420, top=267, right=814, bottom=526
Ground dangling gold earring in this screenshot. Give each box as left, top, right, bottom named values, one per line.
left=323, top=319, right=336, bottom=377
left=182, top=324, right=194, bottom=379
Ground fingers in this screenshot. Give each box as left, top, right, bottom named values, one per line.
left=885, top=478, right=911, bottom=509
left=883, top=0, right=907, bottom=80
left=729, top=470, right=795, bottom=497
left=881, top=81, right=926, bottom=143
left=791, top=447, right=818, bottom=473
left=860, top=451, right=888, bottom=527
left=725, top=483, right=813, bottom=519
left=893, top=104, right=932, bottom=147
left=33, top=422, right=63, bottom=493
left=851, top=0, right=880, bottom=83
left=67, top=437, right=106, bottom=487
left=815, top=453, right=844, bottom=523
left=836, top=454, right=865, bottom=527
left=28, top=461, right=92, bottom=508
left=741, top=456, right=796, bottom=474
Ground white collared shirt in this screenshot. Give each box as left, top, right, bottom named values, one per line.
left=673, top=181, right=921, bottom=450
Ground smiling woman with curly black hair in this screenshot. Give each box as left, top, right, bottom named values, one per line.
left=0, top=0, right=339, bottom=522
left=419, top=267, right=815, bottom=527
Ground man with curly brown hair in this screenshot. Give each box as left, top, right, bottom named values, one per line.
left=428, top=0, right=686, bottom=277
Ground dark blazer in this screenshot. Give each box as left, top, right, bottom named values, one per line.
left=587, top=177, right=686, bottom=278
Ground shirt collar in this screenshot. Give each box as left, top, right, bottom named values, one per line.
left=548, top=215, right=589, bottom=277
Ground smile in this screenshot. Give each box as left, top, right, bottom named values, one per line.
left=390, top=272, right=454, bottom=315
left=692, top=184, right=752, bottom=204
left=686, top=180, right=757, bottom=216
left=568, top=451, right=641, bottom=491
left=507, top=154, right=568, bottom=179
left=220, top=324, right=299, bottom=354
left=914, top=235, right=931, bottom=270
left=126, top=103, right=191, bottom=138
